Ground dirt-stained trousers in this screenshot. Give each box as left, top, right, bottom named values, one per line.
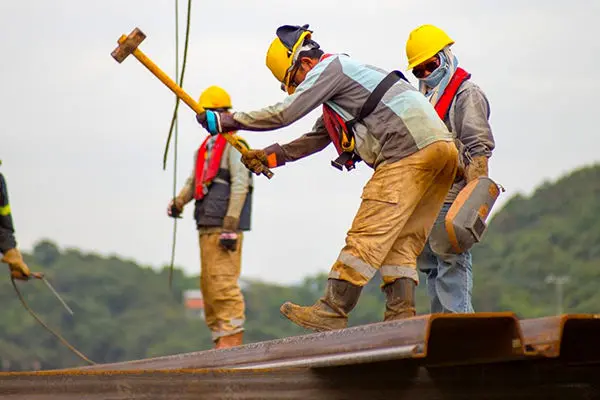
left=199, top=231, right=245, bottom=341
left=328, top=141, right=459, bottom=287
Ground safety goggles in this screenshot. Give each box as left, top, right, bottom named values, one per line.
left=280, top=64, right=301, bottom=93
left=412, top=56, right=441, bottom=79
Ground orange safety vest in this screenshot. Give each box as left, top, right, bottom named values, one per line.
left=434, top=67, right=471, bottom=120
left=194, top=135, right=228, bottom=200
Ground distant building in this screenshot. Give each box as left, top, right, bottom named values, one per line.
left=183, top=289, right=205, bottom=320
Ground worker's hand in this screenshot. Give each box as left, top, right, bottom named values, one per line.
left=2, top=248, right=31, bottom=280
left=196, top=110, right=221, bottom=136
left=219, top=216, right=239, bottom=251
left=241, top=149, right=269, bottom=175
left=196, top=111, right=241, bottom=135
left=465, top=155, right=489, bottom=183
left=167, top=197, right=185, bottom=218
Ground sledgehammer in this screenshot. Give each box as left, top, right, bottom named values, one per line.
left=111, top=27, right=274, bottom=179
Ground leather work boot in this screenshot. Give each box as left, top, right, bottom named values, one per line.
left=215, top=332, right=244, bottom=349
left=280, top=278, right=363, bottom=332
left=383, top=277, right=416, bottom=321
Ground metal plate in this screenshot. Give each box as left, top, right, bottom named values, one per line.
left=520, top=314, right=600, bottom=362
left=4, top=314, right=600, bottom=399
left=66, top=312, right=523, bottom=372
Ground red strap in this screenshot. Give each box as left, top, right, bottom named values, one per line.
left=194, top=135, right=228, bottom=200
left=322, top=104, right=356, bottom=169
left=434, top=67, right=471, bottom=120
left=322, top=104, right=346, bottom=155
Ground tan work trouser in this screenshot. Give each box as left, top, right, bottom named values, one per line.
left=329, top=141, right=459, bottom=287
left=199, top=231, right=245, bottom=341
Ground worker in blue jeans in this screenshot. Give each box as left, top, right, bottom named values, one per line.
left=417, top=203, right=474, bottom=313
left=407, top=25, right=495, bottom=313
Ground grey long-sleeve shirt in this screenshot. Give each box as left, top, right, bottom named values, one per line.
left=444, top=80, right=495, bottom=201
left=233, top=53, right=453, bottom=170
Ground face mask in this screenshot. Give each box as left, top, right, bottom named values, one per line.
left=420, top=52, right=449, bottom=88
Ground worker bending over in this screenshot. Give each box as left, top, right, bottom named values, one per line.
left=196, top=25, right=458, bottom=331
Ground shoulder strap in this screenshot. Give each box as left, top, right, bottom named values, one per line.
left=330, top=70, right=407, bottom=172
left=434, top=67, right=471, bottom=120
left=347, top=70, right=408, bottom=130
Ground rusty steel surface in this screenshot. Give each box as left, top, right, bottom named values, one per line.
left=520, top=314, right=600, bottom=362
left=1, top=359, right=599, bottom=399
left=67, top=312, right=523, bottom=372
left=3, top=314, right=600, bottom=399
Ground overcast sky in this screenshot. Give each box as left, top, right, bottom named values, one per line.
left=1, top=1, right=597, bottom=285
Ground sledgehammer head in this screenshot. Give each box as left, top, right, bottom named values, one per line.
left=111, top=27, right=146, bottom=63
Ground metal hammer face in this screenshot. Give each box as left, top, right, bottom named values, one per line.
left=111, top=27, right=146, bottom=63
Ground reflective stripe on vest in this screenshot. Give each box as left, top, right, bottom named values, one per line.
left=434, top=67, right=471, bottom=120
left=194, top=135, right=228, bottom=200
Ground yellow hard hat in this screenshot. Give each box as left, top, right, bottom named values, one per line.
left=406, top=24, right=454, bottom=70
left=265, top=24, right=313, bottom=93
left=198, top=85, right=232, bottom=110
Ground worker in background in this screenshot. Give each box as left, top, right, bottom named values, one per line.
left=168, top=86, right=253, bottom=348
left=196, top=24, right=459, bottom=332
left=0, top=163, right=31, bottom=280
left=405, top=25, right=496, bottom=314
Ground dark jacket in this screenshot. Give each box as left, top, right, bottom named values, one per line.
left=0, top=173, right=17, bottom=253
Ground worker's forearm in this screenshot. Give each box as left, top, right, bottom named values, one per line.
left=176, top=177, right=195, bottom=204
left=226, top=148, right=251, bottom=220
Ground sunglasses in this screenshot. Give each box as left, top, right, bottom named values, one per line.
left=412, top=56, right=441, bottom=79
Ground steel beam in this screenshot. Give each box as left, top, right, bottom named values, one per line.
left=71, top=312, right=524, bottom=372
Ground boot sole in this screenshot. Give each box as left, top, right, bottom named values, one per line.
left=280, top=305, right=341, bottom=332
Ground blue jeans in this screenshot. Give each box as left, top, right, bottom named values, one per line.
left=417, top=202, right=474, bottom=314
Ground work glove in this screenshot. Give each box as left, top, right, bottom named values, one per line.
left=167, top=197, right=185, bottom=218
left=219, top=216, right=239, bottom=252
left=241, top=149, right=269, bottom=175
left=196, top=111, right=240, bottom=136
left=2, top=248, right=31, bottom=280
left=465, top=155, right=489, bottom=183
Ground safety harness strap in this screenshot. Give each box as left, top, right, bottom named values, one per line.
left=346, top=70, right=408, bottom=132
left=434, top=67, right=471, bottom=120
left=331, top=70, right=408, bottom=170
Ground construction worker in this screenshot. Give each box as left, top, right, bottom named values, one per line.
left=168, top=86, right=253, bottom=348
left=196, top=24, right=459, bottom=332
left=0, top=164, right=31, bottom=280
left=405, top=25, right=496, bottom=314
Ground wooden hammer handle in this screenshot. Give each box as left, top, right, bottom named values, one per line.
left=117, top=35, right=274, bottom=179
